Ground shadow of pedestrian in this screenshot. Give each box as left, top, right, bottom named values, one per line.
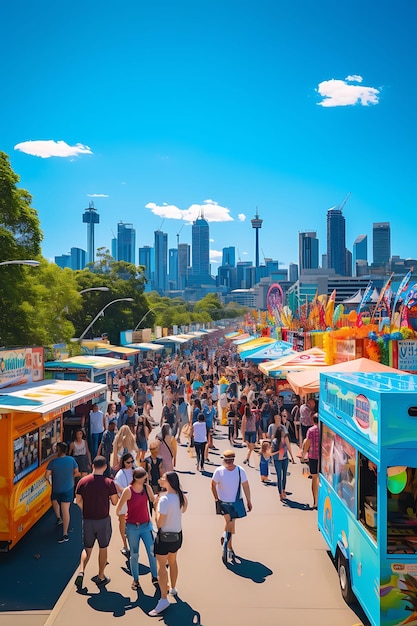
left=138, top=590, right=203, bottom=625
left=85, top=586, right=140, bottom=617
left=282, top=498, right=311, bottom=510
left=200, top=469, right=213, bottom=477
left=225, top=555, right=272, bottom=583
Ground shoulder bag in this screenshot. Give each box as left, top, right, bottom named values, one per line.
left=231, top=468, right=247, bottom=519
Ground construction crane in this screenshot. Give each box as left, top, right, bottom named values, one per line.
left=176, top=222, right=185, bottom=246
left=338, top=192, right=351, bottom=212
left=157, top=218, right=165, bottom=231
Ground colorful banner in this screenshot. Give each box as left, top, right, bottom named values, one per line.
left=0, top=348, right=44, bottom=389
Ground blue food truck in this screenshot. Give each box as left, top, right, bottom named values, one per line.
left=318, top=371, right=417, bottom=626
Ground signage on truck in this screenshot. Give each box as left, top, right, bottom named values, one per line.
left=0, top=348, right=44, bottom=389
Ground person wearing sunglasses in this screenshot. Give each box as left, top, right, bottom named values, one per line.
left=116, top=467, right=158, bottom=592
left=211, top=450, right=252, bottom=564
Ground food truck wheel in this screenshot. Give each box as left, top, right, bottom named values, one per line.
left=337, top=553, right=355, bottom=604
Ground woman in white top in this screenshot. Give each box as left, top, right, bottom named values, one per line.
left=114, top=453, right=135, bottom=557
left=192, top=412, right=207, bottom=472
left=69, top=428, right=92, bottom=476
left=149, top=471, right=188, bottom=617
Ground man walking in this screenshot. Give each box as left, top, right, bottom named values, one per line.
left=89, top=403, right=105, bottom=459
left=300, top=398, right=315, bottom=444
left=211, top=450, right=252, bottom=564
left=45, top=442, right=78, bottom=544
left=74, top=456, right=118, bottom=589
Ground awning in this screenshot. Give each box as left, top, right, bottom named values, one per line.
left=258, top=347, right=326, bottom=378
left=0, top=379, right=107, bottom=415
left=126, top=342, right=165, bottom=351
left=241, top=341, right=296, bottom=363
left=237, top=337, right=275, bottom=353
left=286, top=358, right=401, bottom=396
left=45, top=355, right=129, bottom=372
left=81, top=341, right=141, bottom=355
left=156, top=336, right=191, bottom=344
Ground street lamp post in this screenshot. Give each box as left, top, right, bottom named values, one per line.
left=134, top=306, right=162, bottom=331
left=61, top=286, right=110, bottom=315
left=76, top=298, right=134, bottom=341
left=0, top=260, right=40, bottom=267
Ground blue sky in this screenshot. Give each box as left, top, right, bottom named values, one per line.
left=3, top=0, right=416, bottom=270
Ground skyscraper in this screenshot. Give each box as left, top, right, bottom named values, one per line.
left=178, top=243, right=190, bottom=290
left=154, top=230, right=168, bottom=293
left=299, top=231, right=319, bottom=273
left=222, top=246, right=236, bottom=267
left=373, top=222, right=391, bottom=265
left=82, top=201, right=99, bottom=264
left=327, top=208, right=346, bottom=276
left=191, top=211, right=210, bottom=283
left=251, top=210, right=263, bottom=268
left=117, top=222, right=136, bottom=264
left=139, top=245, right=153, bottom=287
left=168, top=248, right=178, bottom=289
left=353, top=234, right=367, bottom=276
left=70, top=247, right=86, bottom=270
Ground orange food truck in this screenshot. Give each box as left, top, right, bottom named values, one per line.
left=0, top=347, right=107, bottom=551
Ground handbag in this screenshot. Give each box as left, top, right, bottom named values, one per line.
left=231, top=469, right=247, bottom=519
left=160, top=531, right=180, bottom=542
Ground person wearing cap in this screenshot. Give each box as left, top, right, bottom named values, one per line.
left=211, top=450, right=252, bottom=564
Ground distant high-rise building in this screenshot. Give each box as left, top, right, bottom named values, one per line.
left=373, top=222, right=391, bottom=265
left=117, top=222, right=136, bottom=264
left=327, top=208, right=346, bottom=276
left=345, top=249, right=352, bottom=277
left=168, top=248, right=178, bottom=289
left=236, top=261, right=252, bottom=288
left=222, top=246, right=235, bottom=267
left=251, top=210, right=263, bottom=268
left=139, top=246, right=153, bottom=284
left=191, top=211, right=211, bottom=283
left=111, top=237, right=117, bottom=260
left=299, top=231, right=319, bottom=273
left=154, top=230, right=168, bottom=293
left=178, top=243, right=190, bottom=290
left=289, top=263, right=298, bottom=282
left=71, top=247, right=86, bottom=270
left=55, top=254, right=71, bottom=269
left=353, top=234, right=367, bottom=276
left=82, top=201, right=99, bottom=264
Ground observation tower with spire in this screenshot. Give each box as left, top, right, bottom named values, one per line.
left=251, top=208, right=263, bottom=268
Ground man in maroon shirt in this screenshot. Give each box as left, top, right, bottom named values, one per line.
left=74, top=456, right=118, bottom=589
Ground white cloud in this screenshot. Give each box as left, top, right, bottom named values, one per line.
left=238, top=213, right=246, bottom=222
left=317, top=78, right=379, bottom=107
left=210, top=238, right=215, bottom=243
left=145, top=199, right=234, bottom=223
left=210, top=249, right=222, bottom=264
left=346, top=74, right=363, bottom=83
left=87, top=193, right=109, bottom=198
left=14, top=140, right=93, bottom=158
left=242, top=251, right=248, bottom=255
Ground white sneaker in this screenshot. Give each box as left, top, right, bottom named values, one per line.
left=169, top=587, right=178, bottom=596
left=148, top=598, right=170, bottom=616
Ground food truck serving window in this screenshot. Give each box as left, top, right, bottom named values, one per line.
left=13, top=429, right=39, bottom=484
left=321, top=424, right=356, bottom=515
left=41, top=417, right=62, bottom=464
left=387, top=466, right=417, bottom=554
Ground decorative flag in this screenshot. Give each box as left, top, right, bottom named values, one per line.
left=371, top=274, right=394, bottom=322
left=390, top=269, right=413, bottom=327
left=357, top=281, right=373, bottom=314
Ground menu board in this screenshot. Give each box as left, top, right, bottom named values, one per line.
left=13, top=429, right=39, bottom=483
left=40, top=417, right=62, bottom=463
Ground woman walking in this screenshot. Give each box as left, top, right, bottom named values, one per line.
left=271, top=424, right=296, bottom=500
left=135, top=415, right=151, bottom=462
left=116, top=467, right=158, bottom=591
left=157, top=423, right=175, bottom=473
left=111, top=425, right=139, bottom=472
left=69, top=428, right=92, bottom=477
left=114, top=453, right=135, bottom=557
left=148, top=471, right=188, bottom=617
left=192, top=412, right=207, bottom=472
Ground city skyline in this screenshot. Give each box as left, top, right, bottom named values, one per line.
left=3, top=1, right=416, bottom=269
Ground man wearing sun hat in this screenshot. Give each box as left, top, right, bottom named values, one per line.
left=211, top=449, right=252, bottom=564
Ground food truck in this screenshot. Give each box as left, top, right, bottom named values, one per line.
left=0, top=376, right=107, bottom=551
left=318, top=371, right=417, bottom=626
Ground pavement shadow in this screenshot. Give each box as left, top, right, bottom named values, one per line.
left=325, top=552, right=371, bottom=626
left=85, top=586, right=141, bottom=617
left=282, top=498, right=311, bottom=510
left=200, top=469, right=214, bottom=477
left=135, top=589, right=202, bottom=625
left=225, top=555, right=272, bottom=583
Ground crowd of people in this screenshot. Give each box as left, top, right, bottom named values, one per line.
left=46, top=335, right=319, bottom=617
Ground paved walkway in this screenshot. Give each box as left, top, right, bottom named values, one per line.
left=44, top=388, right=366, bottom=626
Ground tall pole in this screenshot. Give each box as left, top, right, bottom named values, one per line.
left=77, top=298, right=134, bottom=341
